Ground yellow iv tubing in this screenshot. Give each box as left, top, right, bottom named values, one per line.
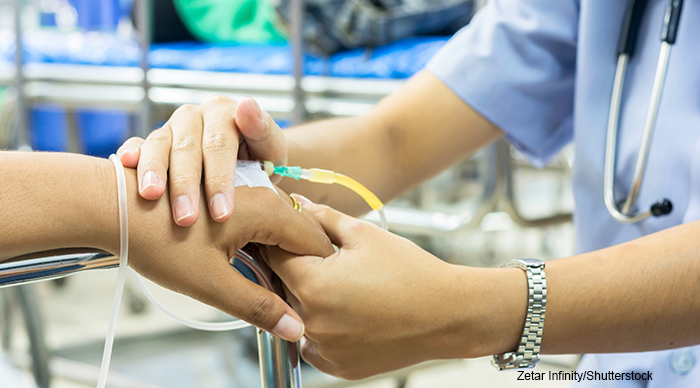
left=262, top=161, right=388, bottom=230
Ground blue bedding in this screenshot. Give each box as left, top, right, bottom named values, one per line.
left=0, top=30, right=449, bottom=79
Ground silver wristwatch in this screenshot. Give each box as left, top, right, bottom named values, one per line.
left=492, top=259, right=547, bottom=371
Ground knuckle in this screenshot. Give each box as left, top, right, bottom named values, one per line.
left=171, top=137, right=199, bottom=155
left=246, top=294, right=277, bottom=327
left=310, top=204, right=332, bottom=217
left=175, top=104, right=200, bottom=116
left=204, top=171, right=233, bottom=189
left=169, top=173, right=200, bottom=188
left=145, top=132, right=170, bottom=145
left=202, top=131, right=234, bottom=154
left=124, top=136, right=144, bottom=144
left=206, top=94, right=237, bottom=106
left=139, top=157, right=164, bottom=171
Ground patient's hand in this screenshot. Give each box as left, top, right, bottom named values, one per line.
left=0, top=151, right=328, bottom=342
left=107, top=166, right=333, bottom=342
left=118, top=96, right=288, bottom=226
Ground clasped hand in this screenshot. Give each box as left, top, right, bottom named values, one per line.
left=118, top=95, right=495, bottom=379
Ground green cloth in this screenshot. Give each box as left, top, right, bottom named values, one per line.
left=173, top=0, right=288, bottom=44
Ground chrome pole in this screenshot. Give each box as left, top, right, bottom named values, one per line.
left=257, top=330, right=301, bottom=388
left=12, top=0, right=28, bottom=149
left=0, top=252, right=119, bottom=288
left=136, top=0, right=152, bottom=138
left=290, top=0, right=305, bottom=125
left=234, top=245, right=302, bottom=388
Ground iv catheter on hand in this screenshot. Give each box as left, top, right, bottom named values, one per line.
left=131, top=160, right=388, bottom=333
left=261, top=161, right=388, bottom=230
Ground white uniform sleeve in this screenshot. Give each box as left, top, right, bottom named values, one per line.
left=427, top=0, right=579, bottom=166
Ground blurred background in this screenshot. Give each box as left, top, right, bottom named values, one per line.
left=0, top=0, right=579, bottom=386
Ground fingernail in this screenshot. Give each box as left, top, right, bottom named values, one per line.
left=140, top=170, right=162, bottom=192
left=117, top=148, right=133, bottom=158
left=291, top=194, right=312, bottom=206
left=248, top=97, right=265, bottom=122
left=271, top=314, right=304, bottom=342
left=174, top=195, right=195, bottom=223
left=210, top=193, right=232, bottom=220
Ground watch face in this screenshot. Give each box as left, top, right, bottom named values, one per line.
left=520, top=259, right=545, bottom=268
left=503, top=259, right=545, bottom=270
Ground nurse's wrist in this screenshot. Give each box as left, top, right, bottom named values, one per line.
left=444, top=265, right=528, bottom=359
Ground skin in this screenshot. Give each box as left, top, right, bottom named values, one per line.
left=118, top=70, right=700, bottom=378
left=0, top=151, right=333, bottom=342
left=269, top=196, right=700, bottom=379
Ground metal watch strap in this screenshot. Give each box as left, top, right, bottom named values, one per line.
left=491, top=259, right=547, bottom=371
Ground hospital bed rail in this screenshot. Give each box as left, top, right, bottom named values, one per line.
left=0, top=248, right=301, bottom=388
left=0, top=63, right=403, bottom=119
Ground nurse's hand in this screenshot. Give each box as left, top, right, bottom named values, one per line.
left=266, top=195, right=510, bottom=379
left=117, top=96, right=287, bottom=226
left=115, top=168, right=333, bottom=342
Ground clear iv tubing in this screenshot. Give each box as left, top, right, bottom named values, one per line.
left=98, top=157, right=388, bottom=386
left=131, top=270, right=251, bottom=331
left=98, top=155, right=130, bottom=388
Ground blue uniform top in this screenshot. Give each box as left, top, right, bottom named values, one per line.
left=427, top=0, right=700, bottom=385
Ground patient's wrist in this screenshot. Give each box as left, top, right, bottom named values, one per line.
left=88, top=157, right=121, bottom=255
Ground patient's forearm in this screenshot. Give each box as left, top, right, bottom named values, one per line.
left=461, top=220, right=700, bottom=358
left=0, top=152, right=117, bottom=261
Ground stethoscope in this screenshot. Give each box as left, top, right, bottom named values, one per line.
left=604, top=0, right=683, bottom=223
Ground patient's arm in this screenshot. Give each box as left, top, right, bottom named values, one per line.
left=0, top=151, right=333, bottom=341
